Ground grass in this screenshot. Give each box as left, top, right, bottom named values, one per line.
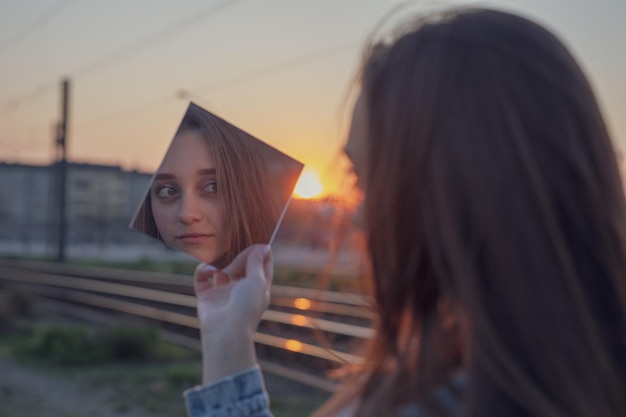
left=2, top=335, right=327, bottom=417
left=14, top=358, right=328, bottom=417
left=0, top=299, right=203, bottom=416
left=69, top=257, right=199, bottom=275
left=273, top=265, right=362, bottom=293
left=3, top=254, right=362, bottom=292
left=0, top=305, right=329, bottom=417
left=68, top=259, right=362, bottom=292
left=0, top=321, right=202, bottom=416
left=66, top=360, right=202, bottom=415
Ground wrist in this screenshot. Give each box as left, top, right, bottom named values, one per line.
left=201, top=328, right=257, bottom=384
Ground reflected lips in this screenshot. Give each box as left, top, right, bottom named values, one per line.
left=176, top=233, right=213, bottom=244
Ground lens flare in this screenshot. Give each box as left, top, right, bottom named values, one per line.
left=290, top=314, right=309, bottom=326
left=285, top=339, right=304, bottom=352
left=294, top=168, right=323, bottom=199
left=294, top=298, right=312, bottom=310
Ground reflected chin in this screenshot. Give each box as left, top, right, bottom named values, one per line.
left=170, top=239, right=218, bottom=263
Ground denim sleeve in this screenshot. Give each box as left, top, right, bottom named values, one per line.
left=183, top=366, right=273, bottom=417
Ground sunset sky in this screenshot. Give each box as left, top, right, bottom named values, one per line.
left=1, top=0, right=624, bottom=196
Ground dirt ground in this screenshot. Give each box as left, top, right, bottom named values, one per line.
left=0, top=355, right=329, bottom=417
left=0, top=356, right=180, bottom=417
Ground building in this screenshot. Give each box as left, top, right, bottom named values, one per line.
left=0, top=163, right=54, bottom=246
left=0, top=161, right=154, bottom=254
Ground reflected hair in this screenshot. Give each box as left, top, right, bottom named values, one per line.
left=133, top=103, right=280, bottom=267
left=317, top=7, right=626, bottom=417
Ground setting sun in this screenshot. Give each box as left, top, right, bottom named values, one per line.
left=294, top=168, right=324, bottom=199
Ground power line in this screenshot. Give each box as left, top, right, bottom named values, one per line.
left=76, top=39, right=360, bottom=133
left=77, top=95, right=176, bottom=132
left=5, top=83, right=57, bottom=110
left=193, top=39, right=360, bottom=94
left=0, top=0, right=77, bottom=55
left=6, top=36, right=360, bottom=164
left=2, top=0, right=248, bottom=112
left=71, top=0, right=248, bottom=79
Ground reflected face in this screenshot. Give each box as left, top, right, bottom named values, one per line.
left=150, top=130, right=226, bottom=262
left=130, top=102, right=305, bottom=265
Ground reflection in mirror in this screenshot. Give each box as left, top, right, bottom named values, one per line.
left=130, top=102, right=303, bottom=267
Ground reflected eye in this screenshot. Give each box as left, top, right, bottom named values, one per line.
left=155, top=185, right=179, bottom=199
left=201, top=180, right=217, bottom=194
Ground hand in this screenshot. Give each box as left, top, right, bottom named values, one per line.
left=193, top=244, right=273, bottom=384
left=194, top=244, right=273, bottom=335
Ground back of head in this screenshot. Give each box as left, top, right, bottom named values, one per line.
left=353, top=7, right=626, bottom=417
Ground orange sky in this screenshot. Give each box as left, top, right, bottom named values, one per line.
left=1, top=1, right=625, bottom=200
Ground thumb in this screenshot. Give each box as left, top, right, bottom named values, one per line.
left=245, top=244, right=272, bottom=284
left=229, top=245, right=272, bottom=308
left=193, top=263, right=217, bottom=295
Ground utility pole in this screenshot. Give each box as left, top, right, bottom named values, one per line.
left=56, top=79, right=69, bottom=262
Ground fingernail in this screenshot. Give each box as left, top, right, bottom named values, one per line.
left=197, top=264, right=216, bottom=281
left=262, top=245, right=271, bottom=256
left=214, top=271, right=232, bottom=286
left=200, top=264, right=217, bottom=273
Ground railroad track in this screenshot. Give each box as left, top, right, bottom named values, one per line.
left=0, top=259, right=374, bottom=392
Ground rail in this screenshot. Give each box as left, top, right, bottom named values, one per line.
left=0, top=259, right=373, bottom=392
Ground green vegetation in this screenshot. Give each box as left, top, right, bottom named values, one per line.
left=2, top=254, right=363, bottom=292
left=0, top=288, right=328, bottom=416
left=0, top=287, right=201, bottom=415
left=0, top=254, right=199, bottom=274
left=65, top=360, right=202, bottom=416
left=69, top=257, right=199, bottom=275
left=68, top=258, right=362, bottom=292
left=0, top=314, right=202, bottom=415
left=273, top=265, right=362, bottom=292
left=7, top=323, right=189, bottom=366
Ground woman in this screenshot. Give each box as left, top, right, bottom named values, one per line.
left=132, top=103, right=281, bottom=268
left=183, top=7, right=626, bottom=417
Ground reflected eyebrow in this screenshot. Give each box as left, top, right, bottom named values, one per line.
left=197, top=168, right=216, bottom=176
left=155, top=173, right=175, bottom=180
left=154, top=168, right=216, bottom=181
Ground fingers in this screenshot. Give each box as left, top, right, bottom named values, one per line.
left=221, top=244, right=264, bottom=278
left=242, top=245, right=272, bottom=295
left=194, top=263, right=235, bottom=294
left=245, top=245, right=272, bottom=280
left=194, top=245, right=273, bottom=335
left=213, top=270, right=233, bottom=286
left=262, top=246, right=274, bottom=290
left=194, top=264, right=217, bottom=294
left=231, top=245, right=272, bottom=313
left=194, top=244, right=272, bottom=294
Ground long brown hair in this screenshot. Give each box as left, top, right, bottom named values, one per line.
left=133, top=103, right=280, bottom=268
left=320, top=7, right=626, bottom=417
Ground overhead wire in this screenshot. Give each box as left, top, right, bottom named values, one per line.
left=194, top=39, right=360, bottom=94
left=6, top=1, right=361, bottom=165
left=77, top=39, right=360, bottom=133
left=71, top=0, right=248, bottom=79
left=77, top=95, right=176, bottom=132
left=0, top=0, right=77, bottom=55
left=2, top=0, right=249, bottom=112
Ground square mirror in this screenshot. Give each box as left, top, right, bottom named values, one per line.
left=129, top=102, right=304, bottom=267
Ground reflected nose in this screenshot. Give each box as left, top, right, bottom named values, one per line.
left=178, top=194, right=203, bottom=224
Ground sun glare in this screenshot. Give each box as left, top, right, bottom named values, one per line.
left=294, top=168, right=324, bottom=199
left=294, top=298, right=312, bottom=310
left=285, top=339, right=304, bottom=352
